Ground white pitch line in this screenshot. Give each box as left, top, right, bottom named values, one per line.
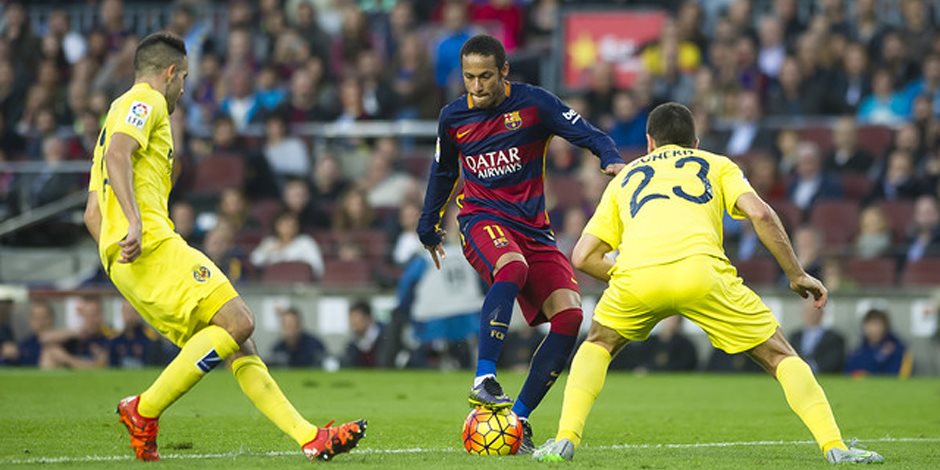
left=3, top=437, right=938, bottom=465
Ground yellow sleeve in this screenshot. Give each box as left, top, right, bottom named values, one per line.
left=719, top=158, right=756, bottom=220
left=583, top=176, right=623, bottom=250
left=109, top=92, right=163, bottom=151
left=88, top=156, right=101, bottom=193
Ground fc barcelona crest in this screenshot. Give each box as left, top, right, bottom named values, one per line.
left=503, top=111, right=522, bottom=130
left=493, top=237, right=509, bottom=248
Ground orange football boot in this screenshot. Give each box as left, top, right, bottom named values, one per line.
left=116, top=395, right=160, bottom=461
left=301, top=419, right=368, bottom=462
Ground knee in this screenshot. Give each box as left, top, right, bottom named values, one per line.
left=494, top=259, right=528, bottom=286
left=549, top=307, right=583, bottom=336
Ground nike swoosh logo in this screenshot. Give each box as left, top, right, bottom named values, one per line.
left=489, top=319, right=509, bottom=328
left=549, top=371, right=560, bottom=377
left=457, top=129, right=471, bottom=139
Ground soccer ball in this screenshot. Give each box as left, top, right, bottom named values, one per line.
left=462, top=406, right=524, bottom=456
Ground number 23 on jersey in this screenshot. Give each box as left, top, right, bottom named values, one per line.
left=621, top=156, right=713, bottom=217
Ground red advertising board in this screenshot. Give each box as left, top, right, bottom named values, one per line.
left=563, top=10, right=667, bottom=89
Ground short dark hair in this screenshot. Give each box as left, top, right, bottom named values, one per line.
left=349, top=300, right=372, bottom=318
left=134, top=32, right=187, bottom=75
left=460, top=34, right=506, bottom=69
left=863, top=309, right=890, bottom=329
left=646, top=102, right=697, bottom=147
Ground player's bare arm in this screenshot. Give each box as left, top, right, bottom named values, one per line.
left=735, top=192, right=828, bottom=308
left=83, top=191, right=101, bottom=244
left=571, top=233, right=614, bottom=282
left=104, top=132, right=143, bottom=263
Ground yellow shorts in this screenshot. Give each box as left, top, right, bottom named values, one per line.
left=593, top=255, right=778, bottom=354
left=108, top=236, right=239, bottom=347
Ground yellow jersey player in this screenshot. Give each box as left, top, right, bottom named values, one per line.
left=84, top=32, right=365, bottom=462
left=534, top=103, right=883, bottom=464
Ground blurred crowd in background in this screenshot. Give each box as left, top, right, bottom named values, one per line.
left=0, top=291, right=915, bottom=377
left=0, top=0, right=938, bottom=372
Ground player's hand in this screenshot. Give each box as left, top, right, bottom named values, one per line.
left=423, top=231, right=447, bottom=270
left=118, top=221, right=142, bottom=263
left=603, top=162, right=625, bottom=176
left=789, top=273, right=828, bottom=308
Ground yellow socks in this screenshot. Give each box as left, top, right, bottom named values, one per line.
left=775, top=356, right=848, bottom=453
left=231, top=355, right=319, bottom=446
left=138, top=325, right=239, bottom=418
left=556, top=341, right=612, bottom=446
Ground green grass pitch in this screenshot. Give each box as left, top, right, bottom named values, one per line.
left=1, top=369, right=938, bottom=469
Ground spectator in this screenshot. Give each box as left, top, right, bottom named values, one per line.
left=2, top=2, right=42, bottom=81
left=39, top=295, right=112, bottom=369
left=391, top=32, right=438, bottom=119
left=608, top=91, right=648, bottom=151
left=292, top=1, right=331, bottom=68
left=219, top=68, right=259, bottom=132
left=471, top=0, right=523, bottom=53
left=824, top=116, right=875, bottom=174
left=857, top=67, right=907, bottom=125
left=611, top=316, right=699, bottom=372
left=279, top=68, right=332, bottom=124
left=343, top=301, right=386, bottom=368
left=855, top=205, right=893, bottom=259
left=793, top=225, right=825, bottom=281
left=865, top=150, right=920, bottom=204
left=310, top=152, right=351, bottom=208
left=212, top=187, right=257, bottom=235
left=747, top=151, right=786, bottom=200
left=584, top=62, right=615, bottom=124
left=878, top=31, right=919, bottom=89
left=767, top=56, right=822, bottom=118
left=170, top=200, right=201, bottom=246
left=203, top=220, right=248, bottom=283
left=263, top=114, right=311, bottom=182
left=848, top=0, right=883, bottom=51
left=903, top=195, right=940, bottom=264
left=845, top=309, right=910, bottom=377
left=902, top=53, right=940, bottom=118
left=46, top=9, right=87, bottom=65
left=641, top=18, right=701, bottom=78
left=109, top=301, right=159, bottom=368
left=0, top=294, right=18, bottom=365
left=16, top=300, right=56, bottom=367
left=356, top=49, right=396, bottom=120
left=757, top=15, right=786, bottom=79
left=718, top=90, right=776, bottom=157
left=330, top=6, right=380, bottom=78
left=254, top=64, right=287, bottom=116
left=786, top=142, right=843, bottom=211
left=392, top=198, right=423, bottom=265
left=282, top=177, right=329, bottom=231
left=364, top=138, right=416, bottom=209
left=789, top=302, right=846, bottom=374
left=825, top=42, right=872, bottom=114
left=251, top=211, right=325, bottom=278
left=434, top=0, right=477, bottom=99
left=269, top=307, right=327, bottom=368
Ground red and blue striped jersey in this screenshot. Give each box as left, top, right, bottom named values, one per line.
left=418, top=82, right=622, bottom=247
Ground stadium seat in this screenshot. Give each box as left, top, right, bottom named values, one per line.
left=321, top=259, right=372, bottom=286
left=345, top=229, right=389, bottom=261
left=809, top=200, right=860, bottom=249
left=845, top=257, right=897, bottom=287
left=856, top=125, right=894, bottom=156
left=840, top=174, right=874, bottom=201
left=249, top=198, right=283, bottom=231
left=734, top=258, right=780, bottom=286
left=192, top=154, right=245, bottom=195
left=262, top=261, right=315, bottom=284
left=233, top=228, right=264, bottom=251
left=876, top=200, right=915, bottom=242
left=546, top=175, right=585, bottom=210
left=900, top=259, right=940, bottom=286
left=797, top=127, right=833, bottom=154
left=767, top=199, right=804, bottom=231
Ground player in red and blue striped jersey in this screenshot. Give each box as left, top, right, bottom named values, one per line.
left=417, top=35, right=624, bottom=453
